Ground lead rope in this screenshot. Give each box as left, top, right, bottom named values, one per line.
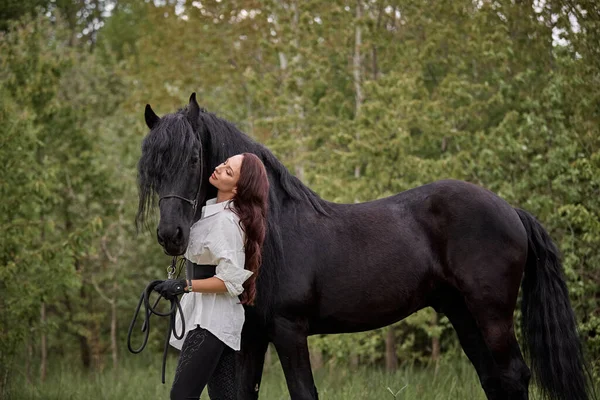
left=127, top=256, right=187, bottom=384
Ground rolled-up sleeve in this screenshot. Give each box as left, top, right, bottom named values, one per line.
left=214, top=253, right=253, bottom=297
left=210, top=214, right=253, bottom=297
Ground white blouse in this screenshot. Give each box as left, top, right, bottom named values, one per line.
left=169, top=198, right=252, bottom=351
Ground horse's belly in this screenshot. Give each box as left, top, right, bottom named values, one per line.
left=306, top=258, right=436, bottom=335
left=309, top=283, right=431, bottom=334
left=308, top=306, right=423, bottom=335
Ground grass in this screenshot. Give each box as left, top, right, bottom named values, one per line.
left=5, top=353, right=490, bottom=400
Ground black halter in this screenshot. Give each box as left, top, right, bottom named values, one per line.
left=158, top=173, right=202, bottom=212
left=158, top=193, right=199, bottom=211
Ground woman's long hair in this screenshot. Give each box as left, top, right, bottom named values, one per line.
left=231, top=153, right=269, bottom=305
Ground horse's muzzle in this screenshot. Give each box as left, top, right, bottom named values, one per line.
left=157, top=226, right=188, bottom=256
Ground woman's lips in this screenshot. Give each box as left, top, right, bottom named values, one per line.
left=211, top=172, right=216, bottom=180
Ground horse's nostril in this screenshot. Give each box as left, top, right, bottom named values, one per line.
left=175, top=227, right=183, bottom=242
left=157, top=228, right=165, bottom=246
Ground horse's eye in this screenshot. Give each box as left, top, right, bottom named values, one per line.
left=190, top=156, right=199, bottom=165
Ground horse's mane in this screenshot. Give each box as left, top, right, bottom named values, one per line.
left=193, top=109, right=328, bottom=217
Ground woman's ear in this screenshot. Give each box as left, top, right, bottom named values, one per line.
left=232, top=187, right=238, bottom=194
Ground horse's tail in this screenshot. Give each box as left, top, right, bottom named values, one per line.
left=516, top=208, right=594, bottom=400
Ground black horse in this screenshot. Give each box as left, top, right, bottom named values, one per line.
left=136, top=93, right=593, bottom=400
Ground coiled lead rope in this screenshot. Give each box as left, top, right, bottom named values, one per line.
left=127, top=257, right=186, bottom=384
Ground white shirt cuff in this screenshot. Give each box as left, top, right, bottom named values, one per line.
left=214, top=261, right=253, bottom=297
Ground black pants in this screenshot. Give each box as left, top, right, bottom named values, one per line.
left=171, top=327, right=236, bottom=400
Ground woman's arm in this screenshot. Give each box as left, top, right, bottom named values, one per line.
left=186, top=214, right=251, bottom=296
left=188, top=277, right=228, bottom=293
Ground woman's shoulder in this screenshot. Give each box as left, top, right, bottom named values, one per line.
left=210, top=209, right=245, bottom=246
left=214, top=207, right=241, bottom=228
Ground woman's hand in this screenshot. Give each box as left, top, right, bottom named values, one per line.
left=154, top=279, right=188, bottom=299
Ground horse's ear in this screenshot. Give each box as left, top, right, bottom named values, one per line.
left=145, top=104, right=160, bottom=129
left=188, top=92, right=200, bottom=129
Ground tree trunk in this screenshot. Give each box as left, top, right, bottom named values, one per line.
left=310, top=348, right=323, bottom=371
left=26, top=337, right=33, bottom=384
left=79, top=334, right=91, bottom=369
left=431, top=312, right=440, bottom=375
left=385, top=326, right=398, bottom=371
left=290, top=0, right=305, bottom=183
left=1, top=363, right=9, bottom=399
left=351, top=2, right=365, bottom=365
left=91, top=321, right=102, bottom=371
left=372, top=45, right=378, bottom=81
left=350, top=354, right=359, bottom=369
left=353, top=0, right=363, bottom=179
left=77, top=262, right=92, bottom=369
left=372, top=1, right=384, bottom=80
left=111, top=281, right=118, bottom=371
left=80, top=284, right=91, bottom=368
left=40, top=302, right=47, bottom=382
left=38, top=189, right=47, bottom=383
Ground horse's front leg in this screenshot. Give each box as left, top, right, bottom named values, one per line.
left=237, top=317, right=270, bottom=400
left=271, top=317, right=318, bottom=400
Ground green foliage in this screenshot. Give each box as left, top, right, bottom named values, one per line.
left=0, top=0, right=46, bottom=31
left=1, top=0, right=600, bottom=394
left=0, top=86, right=43, bottom=379
left=0, top=12, right=143, bottom=393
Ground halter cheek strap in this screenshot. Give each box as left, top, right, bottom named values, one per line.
left=158, top=194, right=198, bottom=211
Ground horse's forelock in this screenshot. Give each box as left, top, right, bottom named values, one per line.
left=136, top=112, right=199, bottom=229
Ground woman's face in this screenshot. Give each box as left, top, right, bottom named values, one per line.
left=209, top=154, right=243, bottom=195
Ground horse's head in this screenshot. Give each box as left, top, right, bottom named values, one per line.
left=137, top=93, right=212, bottom=256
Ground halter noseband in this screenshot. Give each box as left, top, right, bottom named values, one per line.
left=158, top=194, right=198, bottom=211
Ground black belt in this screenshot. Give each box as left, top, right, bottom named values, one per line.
left=186, top=263, right=217, bottom=280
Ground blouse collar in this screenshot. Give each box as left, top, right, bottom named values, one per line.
left=201, top=198, right=234, bottom=218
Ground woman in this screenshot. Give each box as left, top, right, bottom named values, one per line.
left=154, top=152, right=269, bottom=400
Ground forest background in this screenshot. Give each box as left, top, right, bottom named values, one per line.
left=1, top=0, right=599, bottom=399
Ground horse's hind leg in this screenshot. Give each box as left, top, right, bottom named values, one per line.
left=479, top=321, right=531, bottom=400
left=438, top=290, right=530, bottom=400
left=437, top=293, right=495, bottom=387
left=473, top=302, right=531, bottom=400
